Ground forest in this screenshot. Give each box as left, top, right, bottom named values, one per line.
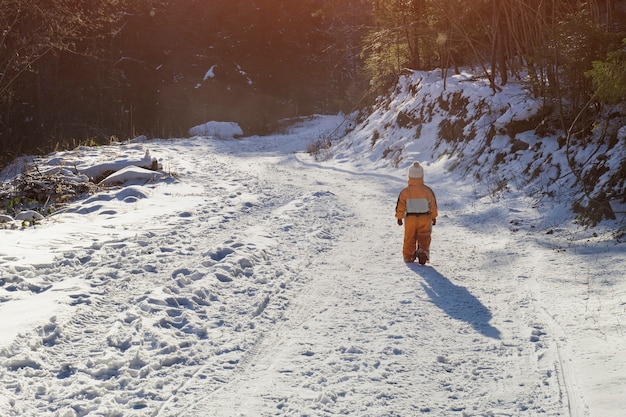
left=2, top=0, right=626, bottom=171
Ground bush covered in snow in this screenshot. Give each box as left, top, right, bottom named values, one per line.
left=0, top=147, right=163, bottom=228
left=0, top=165, right=96, bottom=227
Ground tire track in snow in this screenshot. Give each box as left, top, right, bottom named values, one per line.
left=452, top=206, right=586, bottom=416
left=184, top=161, right=422, bottom=415
left=160, top=158, right=352, bottom=416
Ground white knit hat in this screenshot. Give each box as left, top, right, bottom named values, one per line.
left=408, top=162, right=424, bottom=179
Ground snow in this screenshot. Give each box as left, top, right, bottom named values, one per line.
left=0, top=76, right=625, bottom=416
left=188, top=120, right=244, bottom=139
left=203, top=65, right=217, bottom=81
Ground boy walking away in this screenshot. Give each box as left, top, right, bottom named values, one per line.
left=395, top=162, right=438, bottom=264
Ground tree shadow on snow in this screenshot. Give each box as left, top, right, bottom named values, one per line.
left=410, top=265, right=501, bottom=339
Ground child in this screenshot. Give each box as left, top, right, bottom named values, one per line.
left=395, top=162, right=438, bottom=264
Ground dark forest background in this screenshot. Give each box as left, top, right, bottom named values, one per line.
left=2, top=0, right=626, bottom=170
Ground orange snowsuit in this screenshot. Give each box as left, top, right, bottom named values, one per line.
left=395, top=178, right=438, bottom=262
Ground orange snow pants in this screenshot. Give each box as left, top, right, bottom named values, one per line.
left=403, top=214, right=432, bottom=262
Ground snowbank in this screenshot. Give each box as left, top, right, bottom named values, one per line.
left=188, top=121, right=244, bottom=139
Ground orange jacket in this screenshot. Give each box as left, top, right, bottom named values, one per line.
left=395, top=178, right=438, bottom=219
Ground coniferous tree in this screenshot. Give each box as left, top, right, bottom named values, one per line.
left=586, top=40, right=626, bottom=105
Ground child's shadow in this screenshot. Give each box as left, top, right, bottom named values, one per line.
left=410, top=265, right=501, bottom=339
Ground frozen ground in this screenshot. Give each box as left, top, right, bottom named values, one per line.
left=0, top=113, right=624, bottom=416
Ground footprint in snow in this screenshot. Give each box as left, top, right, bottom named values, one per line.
left=207, top=247, right=235, bottom=262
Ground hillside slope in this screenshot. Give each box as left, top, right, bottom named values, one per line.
left=327, top=70, right=626, bottom=234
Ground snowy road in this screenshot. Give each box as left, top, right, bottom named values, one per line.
left=181, top=147, right=571, bottom=416
left=1, top=121, right=624, bottom=416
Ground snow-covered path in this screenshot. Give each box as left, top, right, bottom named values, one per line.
left=1, top=122, right=624, bottom=416
left=185, top=151, right=569, bottom=416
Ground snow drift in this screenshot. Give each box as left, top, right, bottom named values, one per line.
left=188, top=121, right=244, bottom=139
